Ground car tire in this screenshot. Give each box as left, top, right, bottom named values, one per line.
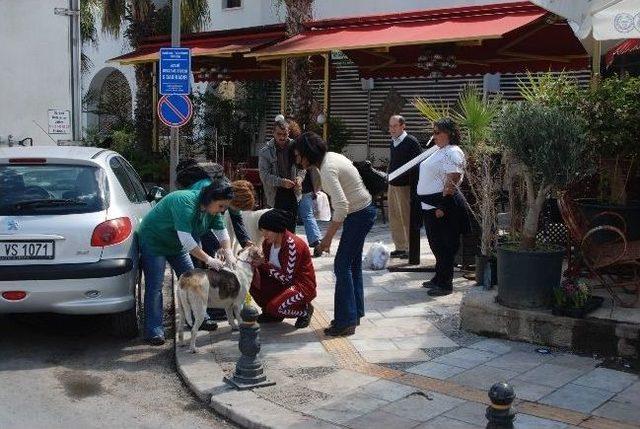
left=111, top=306, right=139, bottom=339
left=111, top=269, right=142, bottom=339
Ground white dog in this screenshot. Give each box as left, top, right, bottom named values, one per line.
left=363, top=241, right=391, bottom=270
left=177, top=245, right=262, bottom=353
left=225, top=208, right=269, bottom=253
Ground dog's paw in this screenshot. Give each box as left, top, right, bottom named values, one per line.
left=188, top=347, right=198, bottom=354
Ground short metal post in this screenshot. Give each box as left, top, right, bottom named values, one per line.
left=224, top=296, right=275, bottom=390
left=486, top=382, right=516, bottom=429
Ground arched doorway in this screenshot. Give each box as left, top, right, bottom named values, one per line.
left=86, top=67, right=133, bottom=136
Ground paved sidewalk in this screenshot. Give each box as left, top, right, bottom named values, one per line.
left=176, top=222, right=640, bottom=429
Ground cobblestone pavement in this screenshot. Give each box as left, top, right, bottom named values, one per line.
left=178, top=221, right=640, bottom=429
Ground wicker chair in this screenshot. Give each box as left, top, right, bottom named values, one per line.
left=558, top=192, right=640, bottom=307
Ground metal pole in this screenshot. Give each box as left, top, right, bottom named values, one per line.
left=280, top=59, right=287, bottom=114
left=70, top=0, right=82, bottom=141
left=169, top=0, right=181, bottom=191
left=323, top=53, right=330, bottom=140
left=152, top=61, right=159, bottom=152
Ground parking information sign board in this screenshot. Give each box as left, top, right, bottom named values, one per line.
left=159, top=48, right=191, bottom=95
left=158, top=95, right=193, bottom=128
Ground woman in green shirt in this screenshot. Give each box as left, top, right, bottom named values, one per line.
left=138, top=179, right=234, bottom=345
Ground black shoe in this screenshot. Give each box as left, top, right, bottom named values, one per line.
left=391, top=250, right=409, bottom=259
left=422, top=279, right=439, bottom=288
left=146, top=335, right=165, bottom=346
left=257, top=313, right=284, bottom=324
left=313, top=246, right=324, bottom=258
left=207, top=308, right=228, bottom=321
left=427, top=287, right=453, bottom=297
left=308, top=240, right=320, bottom=248
left=295, top=304, right=314, bottom=329
left=329, top=318, right=360, bottom=327
left=324, top=325, right=356, bottom=337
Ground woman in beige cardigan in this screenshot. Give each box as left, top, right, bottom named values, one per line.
left=293, top=132, right=377, bottom=337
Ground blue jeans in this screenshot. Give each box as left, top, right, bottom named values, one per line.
left=298, top=192, right=321, bottom=245
left=140, top=241, right=194, bottom=339
left=333, top=203, right=377, bottom=328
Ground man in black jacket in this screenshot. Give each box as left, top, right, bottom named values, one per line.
left=387, top=115, right=422, bottom=259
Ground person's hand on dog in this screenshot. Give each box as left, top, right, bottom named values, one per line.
left=205, top=256, right=224, bottom=271
left=221, top=249, right=237, bottom=270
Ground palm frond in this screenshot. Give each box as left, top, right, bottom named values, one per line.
left=100, top=0, right=126, bottom=37
left=452, top=85, right=500, bottom=149
left=181, top=0, right=211, bottom=33
left=517, top=71, right=540, bottom=102
left=412, top=97, right=450, bottom=123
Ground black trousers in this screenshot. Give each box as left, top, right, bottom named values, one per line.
left=423, top=209, right=461, bottom=290
left=274, top=187, right=298, bottom=233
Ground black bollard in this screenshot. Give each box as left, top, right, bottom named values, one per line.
left=486, top=382, right=516, bottom=429
left=224, top=299, right=275, bottom=390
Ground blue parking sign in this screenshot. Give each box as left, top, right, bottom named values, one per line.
left=159, top=48, right=191, bottom=95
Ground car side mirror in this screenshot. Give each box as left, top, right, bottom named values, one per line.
left=146, top=186, right=166, bottom=203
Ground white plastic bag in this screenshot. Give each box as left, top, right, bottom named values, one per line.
left=363, top=241, right=391, bottom=270
left=313, top=191, right=331, bottom=221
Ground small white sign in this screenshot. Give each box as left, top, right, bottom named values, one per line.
left=48, top=109, right=71, bottom=134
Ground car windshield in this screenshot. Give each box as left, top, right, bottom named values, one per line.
left=0, top=164, right=108, bottom=215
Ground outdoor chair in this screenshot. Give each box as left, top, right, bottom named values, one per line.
left=558, top=192, right=640, bottom=307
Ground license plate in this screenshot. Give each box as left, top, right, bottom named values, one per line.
left=0, top=240, right=55, bottom=261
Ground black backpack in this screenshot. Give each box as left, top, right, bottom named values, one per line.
left=353, top=160, right=388, bottom=197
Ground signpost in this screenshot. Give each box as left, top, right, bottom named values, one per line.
left=166, top=0, right=185, bottom=190
left=159, top=48, right=191, bottom=95
left=158, top=95, right=193, bottom=128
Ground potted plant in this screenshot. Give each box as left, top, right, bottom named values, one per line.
left=552, top=269, right=604, bottom=318
left=414, top=86, right=503, bottom=287
left=520, top=73, right=640, bottom=239
left=575, top=76, right=640, bottom=239
left=494, top=101, right=592, bottom=309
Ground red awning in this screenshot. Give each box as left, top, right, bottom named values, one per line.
left=606, top=39, right=640, bottom=67
left=249, top=3, right=546, bottom=60
left=109, top=25, right=285, bottom=65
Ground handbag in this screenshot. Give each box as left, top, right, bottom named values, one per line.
left=353, top=160, right=388, bottom=197
left=313, top=191, right=332, bottom=221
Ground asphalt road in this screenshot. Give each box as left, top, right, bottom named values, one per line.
left=0, top=310, right=238, bottom=429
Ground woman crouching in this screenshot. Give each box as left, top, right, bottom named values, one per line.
left=249, top=209, right=316, bottom=329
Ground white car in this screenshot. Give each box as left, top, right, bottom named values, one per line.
left=0, top=146, right=163, bottom=337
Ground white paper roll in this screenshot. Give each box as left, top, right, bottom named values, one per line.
left=388, top=136, right=436, bottom=183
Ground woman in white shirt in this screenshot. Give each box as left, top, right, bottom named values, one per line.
left=416, top=118, right=471, bottom=297
left=293, top=132, right=376, bottom=337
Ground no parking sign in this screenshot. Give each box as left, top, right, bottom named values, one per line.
left=157, top=95, right=193, bottom=128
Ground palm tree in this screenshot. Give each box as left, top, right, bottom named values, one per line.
left=97, top=0, right=210, bottom=150
left=276, top=0, right=315, bottom=129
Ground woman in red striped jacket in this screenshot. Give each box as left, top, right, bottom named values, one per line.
left=249, top=209, right=317, bottom=329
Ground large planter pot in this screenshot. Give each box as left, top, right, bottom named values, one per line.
left=475, top=255, right=497, bottom=289
left=497, top=245, right=565, bottom=310
left=577, top=199, right=640, bottom=241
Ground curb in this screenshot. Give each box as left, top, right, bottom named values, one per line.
left=174, top=323, right=342, bottom=429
